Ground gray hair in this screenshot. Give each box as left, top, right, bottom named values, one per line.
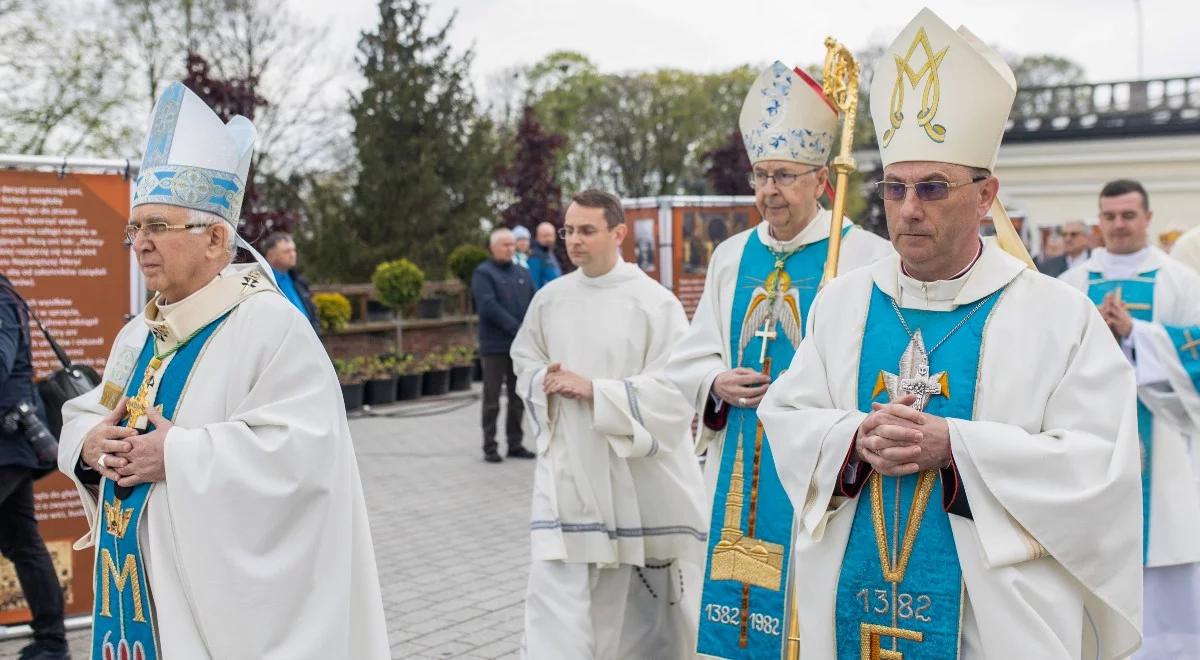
left=489, top=227, right=514, bottom=246
left=186, top=208, right=237, bottom=259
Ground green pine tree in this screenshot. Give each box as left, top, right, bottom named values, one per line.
left=349, top=0, right=497, bottom=280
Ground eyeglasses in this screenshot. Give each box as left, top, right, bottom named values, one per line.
left=123, top=221, right=210, bottom=244
left=557, top=225, right=608, bottom=239
left=1061, top=230, right=1084, bottom=238
left=874, top=175, right=990, bottom=202
left=748, top=166, right=821, bottom=189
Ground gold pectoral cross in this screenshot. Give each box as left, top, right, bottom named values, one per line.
left=126, top=357, right=164, bottom=431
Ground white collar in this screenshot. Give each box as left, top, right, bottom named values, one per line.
left=872, top=237, right=1025, bottom=308
left=756, top=206, right=833, bottom=252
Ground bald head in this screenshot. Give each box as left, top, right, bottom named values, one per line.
left=536, top=222, right=556, bottom=248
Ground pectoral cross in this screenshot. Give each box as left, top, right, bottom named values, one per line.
left=1180, top=328, right=1200, bottom=361
left=755, top=317, right=778, bottom=366
left=125, top=358, right=163, bottom=431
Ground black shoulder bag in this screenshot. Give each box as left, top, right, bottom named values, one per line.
left=0, top=280, right=101, bottom=437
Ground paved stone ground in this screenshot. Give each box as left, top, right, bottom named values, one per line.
left=0, top=388, right=536, bottom=659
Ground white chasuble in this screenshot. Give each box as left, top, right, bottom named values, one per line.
left=1061, top=247, right=1200, bottom=656
left=759, top=240, right=1143, bottom=659
left=59, top=264, right=389, bottom=659
left=511, top=259, right=707, bottom=567
left=666, top=214, right=892, bottom=499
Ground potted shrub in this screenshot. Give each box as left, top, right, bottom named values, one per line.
left=448, top=345, right=474, bottom=391
left=447, top=243, right=489, bottom=285
left=313, top=292, right=352, bottom=333
left=333, top=357, right=365, bottom=411
left=372, top=258, right=425, bottom=317
left=395, top=354, right=423, bottom=401
left=363, top=356, right=398, bottom=406
left=421, top=351, right=451, bottom=396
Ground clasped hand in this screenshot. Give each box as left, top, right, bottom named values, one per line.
left=80, top=399, right=172, bottom=487
left=543, top=363, right=593, bottom=400
left=855, top=394, right=952, bottom=477
left=1098, top=291, right=1133, bottom=339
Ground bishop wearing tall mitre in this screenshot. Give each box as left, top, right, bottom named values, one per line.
left=666, top=59, right=890, bottom=659
left=758, top=8, right=1143, bottom=659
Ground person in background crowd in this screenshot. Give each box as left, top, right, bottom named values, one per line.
left=262, top=232, right=319, bottom=333
left=1170, top=225, right=1200, bottom=275
left=0, top=273, right=69, bottom=660
left=471, top=228, right=536, bottom=463
left=512, top=225, right=531, bottom=269
left=528, top=221, right=563, bottom=289
left=1038, top=219, right=1092, bottom=277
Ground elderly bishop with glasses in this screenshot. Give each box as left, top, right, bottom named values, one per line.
left=666, top=59, right=890, bottom=659
left=758, top=8, right=1143, bottom=660
left=56, top=83, right=389, bottom=659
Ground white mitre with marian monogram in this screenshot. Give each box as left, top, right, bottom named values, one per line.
left=739, top=61, right=838, bottom=166
left=133, top=82, right=255, bottom=226
left=870, top=7, right=1017, bottom=170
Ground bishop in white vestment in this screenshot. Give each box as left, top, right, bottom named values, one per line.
left=57, top=83, right=389, bottom=659
left=1060, top=179, right=1200, bottom=657
left=758, top=10, right=1143, bottom=659
left=665, top=60, right=890, bottom=660
left=513, top=191, right=707, bottom=659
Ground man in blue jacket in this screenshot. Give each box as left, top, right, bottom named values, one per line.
left=472, top=229, right=537, bottom=463
left=528, top=222, right=563, bottom=289
left=0, top=274, right=69, bottom=660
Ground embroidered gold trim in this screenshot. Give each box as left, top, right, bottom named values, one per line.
left=883, top=27, right=949, bottom=147
left=870, top=470, right=936, bottom=583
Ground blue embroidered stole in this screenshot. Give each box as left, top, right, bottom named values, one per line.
left=1087, top=271, right=1156, bottom=561
left=834, top=285, right=1000, bottom=660
left=698, top=228, right=845, bottom=658
left=92, top=314, right=228, bottom=660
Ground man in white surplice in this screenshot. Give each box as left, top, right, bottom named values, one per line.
left=57, top=83, right=389, bottom=659
left=1060, top=178, right=1200, bottom=657
left=513, top=190, right=707, bottom=659
left=757, top=9, right=1143, bottom=660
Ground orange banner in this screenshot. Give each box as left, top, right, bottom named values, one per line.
left=0, top=169, right=132, bottom=624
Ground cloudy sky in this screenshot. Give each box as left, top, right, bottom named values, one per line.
left=290, top=0, right=1196, bottom=93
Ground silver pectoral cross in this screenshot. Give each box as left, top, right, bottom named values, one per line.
left=875, top=329, right=948, bottom=412
left=755, top=317, right=778, bottom=366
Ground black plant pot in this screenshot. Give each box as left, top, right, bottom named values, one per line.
left=449, top=365, right=473, bottom=391
left=471, top=357, right=483, bottom=382
left=422, top=369, right=451, bottom=396
left=340, top=382, right=364, bottom=411
left=365, top=377, right=398, bottom=405
left=417, top=297, right=443, bottom=319
left=396, top=373, right=423, bottom=401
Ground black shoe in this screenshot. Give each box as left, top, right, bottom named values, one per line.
left=507, top=447, right=536, bottom=459
left=19, top=642, right=70, bottom=660
left=484, top=452, right=503, bottom=463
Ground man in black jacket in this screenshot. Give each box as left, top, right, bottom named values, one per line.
left=471, top=229, right=536, bottom=463
left=0, top=275, right=69, bottom=660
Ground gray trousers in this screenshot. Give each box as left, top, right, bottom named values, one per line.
left=481, top=354, right=525, bottom=454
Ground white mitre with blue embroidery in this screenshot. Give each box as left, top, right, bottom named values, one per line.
left=133, top=82, right=254, bottom=224
left=739, top=61, right=837, bottom=166
left=870, top=7, right=1017, bottom=170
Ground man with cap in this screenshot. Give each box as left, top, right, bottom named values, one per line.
left=666, top=60, right=891, bottom=659
left=56, top=83, right=389, bottom=659
left=758, top=9, right=1142, bottom=659
left=1060, top=178, right=1200, bottom=656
